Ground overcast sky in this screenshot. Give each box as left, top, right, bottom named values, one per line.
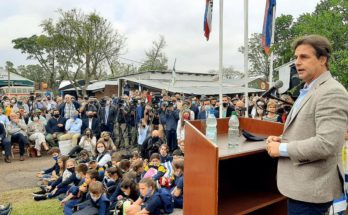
left=0, top=0, right=319, bottom=73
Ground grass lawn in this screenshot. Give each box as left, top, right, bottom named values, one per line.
left=0, top=188, right=63, bottom=215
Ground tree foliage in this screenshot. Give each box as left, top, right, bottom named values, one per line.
left=139, top=35, right=168, bottom=72
left=13, top=9, right=126, bottom=96
left=240, top=0, right=347, bottom=89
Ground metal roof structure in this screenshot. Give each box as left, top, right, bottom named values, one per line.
left=122, top=77, right=264, bottom=95
left=0, top=68, right=34, bottom=87
left=61, top=80, right=118, bottom=92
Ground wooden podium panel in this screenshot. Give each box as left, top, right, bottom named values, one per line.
left=184, top=117, right=286, bottom=215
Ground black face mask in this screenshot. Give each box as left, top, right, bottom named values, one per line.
left=53, top=114, right=60, bottom=118
left=67, top=167, right=75, bottom=172
left=222, top=103, right=228, bottom=108
left=87, top=115, right=93, bottom=118
left=152, top=137, right=159, bottom=142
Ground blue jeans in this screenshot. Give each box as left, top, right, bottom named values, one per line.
left=288, top=198, right=332, bottom=215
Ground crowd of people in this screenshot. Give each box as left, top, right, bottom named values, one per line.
left=0, top=88, right=294, bottom=214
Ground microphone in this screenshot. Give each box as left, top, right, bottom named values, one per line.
left=261, top=80, right=283, bottom=98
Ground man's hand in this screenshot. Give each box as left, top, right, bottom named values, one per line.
left=266, top=136, right=281, bottom=157
left=267, top=141, right=281, bottom=157
left=57, top=124, right=63, bottom=127
left=266, top=136, right=281, bottom=144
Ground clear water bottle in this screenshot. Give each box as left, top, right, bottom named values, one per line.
left=228, top=111, right=240, bottom=149
left=206, top=109, right=217, bottom=143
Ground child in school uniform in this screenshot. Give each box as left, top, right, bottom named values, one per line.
left=61, top=163, right=89, bottom=215
left=34, top=158, right=76, bottom=201
left=171, top=158, right=184, bottom=209
left=73, top=181, right=110, bottom=215
left=143, top=153, right=167, bottom=182
left=125, top=178, right=166, bottom=215
left=36, top=147, right=61, bottom=182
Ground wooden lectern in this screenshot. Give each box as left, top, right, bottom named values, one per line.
left=184, top=117, right=287, bottom=215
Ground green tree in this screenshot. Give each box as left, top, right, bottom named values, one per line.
left=13, top=9, right=126, bottom=96
left=273, top=15, right=295, bottom=68
left=238, top=33, right=269, bottom=77
left=17, top=64, right=48, bottom=84
left=139, top=35, right=168, bottom=71
left=5, top=61, right=18, bottom=75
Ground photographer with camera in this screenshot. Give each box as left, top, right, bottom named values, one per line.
left=114, top=97, right=130, bottom=149
left=160, top=101, right=180, bottom=152
left=128, top=98, right=139, bottom=148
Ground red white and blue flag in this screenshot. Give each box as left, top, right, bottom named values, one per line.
left=261, top=0, right=276, bottom=55
left=204, top=0, right=213, bottom=41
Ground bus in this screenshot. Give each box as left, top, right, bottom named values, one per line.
left=0, top=86, right=35, bottom=98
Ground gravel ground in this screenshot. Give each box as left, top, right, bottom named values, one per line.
left=0, top=154, right=52, bottom=193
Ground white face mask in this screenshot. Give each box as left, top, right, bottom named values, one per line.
left=97, top=147, right=105, bottom=154
left=90, top=194, right=101, bottom=202
left=33, top=117, right=39, bottom=121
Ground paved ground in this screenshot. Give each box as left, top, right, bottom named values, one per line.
left=0, top=154, right=52, bottom=193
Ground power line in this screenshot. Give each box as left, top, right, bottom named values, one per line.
left=118, top=56, right=143, bottom=65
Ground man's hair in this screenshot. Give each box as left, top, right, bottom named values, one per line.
left=76, top=163, right=88, bottom=174
left=89, top=181, right=104, bottom=194
left=292, top=35, right=332, bottom=68
left=86, top=169, right=99, bottom=180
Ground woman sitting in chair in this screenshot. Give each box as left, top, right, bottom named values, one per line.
left=28, top=110, right=48, bottom=157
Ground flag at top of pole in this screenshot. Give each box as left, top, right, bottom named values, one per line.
left=204, top=0, right=213, bottom=41
left=261, top=0, right=276, bottom=55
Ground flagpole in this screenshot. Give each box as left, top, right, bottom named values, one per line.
left=269, top=5, right=276, bottom=87
left=244, top=0, right=249, bottom=117
left=218, top=0, right=223, bottom=118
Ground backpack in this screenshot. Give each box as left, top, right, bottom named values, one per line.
left=157, top=188, right=174, bottom=214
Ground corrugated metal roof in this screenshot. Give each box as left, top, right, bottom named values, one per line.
left=123, top=77, right=263, bottom=95
left=0, top=69, right=34, bottom=83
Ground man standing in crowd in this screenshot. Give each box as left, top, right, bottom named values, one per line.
left=59, top=95, right=80, bottom=119
left=162, top=102, right=179, bottom=152
left=81, top=110, right=100, bottom=138
left=266, top=35, right=348, bottom=214
left=98, top=96, right=116, bottom=136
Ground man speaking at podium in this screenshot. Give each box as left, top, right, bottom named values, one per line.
left=266, top=35, right=348, bottom=214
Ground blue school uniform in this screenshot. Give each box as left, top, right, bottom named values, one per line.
left=173, top=175, right=184, bottom=208
left=142, top=191, right=163, bottom=215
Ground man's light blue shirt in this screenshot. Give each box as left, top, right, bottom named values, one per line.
left=279, top=75, right=320, bottom=157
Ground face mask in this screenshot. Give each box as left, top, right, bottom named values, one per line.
left=192, top=101, right=196, bottom=105
left=53, top=156, right=59, bottom=161
left=76, top=174, right=81, bottom=180
left=87, top=115, right=93, bottom=118
left=33, top=117, right=39, bottom=121
left=67, top=167, right=75, bottom=172
left=91, top=194, right=101, bottom=202
left=211, top=103, right=216, bottom=107
left=97, top=147, right=105, bottom=154
left=152, top=137, right=159, bottom=142
left=222, top=103, right=228, bottom=108
left=54, top=114, right=60, bottom=118
left=73, top=115, right=78, bottom=120
left=11, top=100, right=16, bottom=104
left=106, top=100, right=110, bottom=105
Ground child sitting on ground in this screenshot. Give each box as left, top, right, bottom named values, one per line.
left=61, top=163, right=88, bottom=215
left=73, top=181, right=110, bottom=215
left=143, top=153, right=167, bottom=182
left=36, top=147, right=61, bottom=184
left=171, top=158, right=184, bottom=209
left=34, top=158, right=76, bottom=201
